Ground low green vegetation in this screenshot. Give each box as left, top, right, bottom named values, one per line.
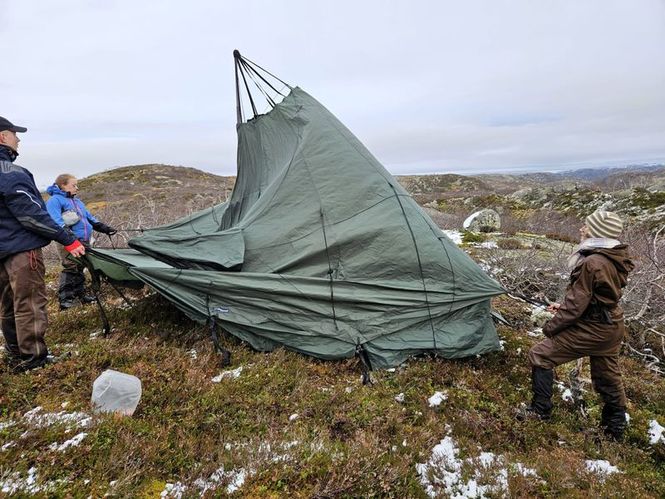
left=1, top=281, right=663, bottom=497
left=6, top=164, right=662, bottom=496
left=462, top=230, right=486, bottom=245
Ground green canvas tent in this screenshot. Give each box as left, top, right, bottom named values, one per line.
left=87, top=52, right=505, bottom=369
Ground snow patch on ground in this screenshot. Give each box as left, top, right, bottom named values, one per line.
left=22, top=406, right=92, bottom=430
left=443, top=230, right=463, bottom=245
left=416, top=431, right=540, bottom=498
left=0, top=467, right=42, bottom=494
left=428, top=391, right=448, bottom=407
left=554, top=381, right=575, bottom=402
left=0, top=467, right=65, bottom=495
left=560, top=389, right=574, bottom=402
left=585, top=460, right=621, bottom=480
left=211, top=366, right=243, bottom=382
left=1, top=441, right=16, bottom=451
left=160, top=481, right=187, bottom=498
left=160, top=439, right=315, bottom=496
left=0, top=421, right=16, bottom=431
left=48, top=432, right=88, bottom=452
left=194, top=467, right=247, bottom=495
left=648, top=420, right=664, bottom=444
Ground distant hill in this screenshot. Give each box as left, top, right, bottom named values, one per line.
left=77, top=164, right=235, bottom=211
left=554, top=164, right=665, bottom=182
left=73, top=163, right=664, bottom=232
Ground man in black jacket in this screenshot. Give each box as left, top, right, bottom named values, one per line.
left=0, top=116, right=86, bottom=372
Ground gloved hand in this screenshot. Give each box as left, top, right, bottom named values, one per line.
left=92, top=222, right=117, bottom=235
left=64, top=240, right=86, bottom=257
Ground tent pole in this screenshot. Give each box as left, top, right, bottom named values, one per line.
left=234, top=50, right=243, bottom=124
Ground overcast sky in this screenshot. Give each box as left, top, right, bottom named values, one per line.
left=3, top=0, right=665, bottom=187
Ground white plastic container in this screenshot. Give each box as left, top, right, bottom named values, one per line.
left=91, top=369, right=142, bottom=416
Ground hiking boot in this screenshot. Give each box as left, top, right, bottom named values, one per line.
left=59, top=299, right=78, bottom=311
left=515, top=403, right=552, bottom=422
left=11, top=352, right=70, bottom=373
left=78, top=294, right=97, bottom=304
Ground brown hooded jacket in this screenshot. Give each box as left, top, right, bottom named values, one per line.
left=543, top=245, right=634, bottom=340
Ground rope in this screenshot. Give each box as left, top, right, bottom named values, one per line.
left=240, top=53, right=292, bottom=91
left=29, top=249, right=38, bottom=270
left=233, top=50, right=292, bottom=124
left=240, top=58, right=277, bottom=109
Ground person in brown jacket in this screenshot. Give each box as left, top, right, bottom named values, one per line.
left=520, top=209, right=634, bottom=440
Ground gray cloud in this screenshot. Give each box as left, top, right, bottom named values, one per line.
left=4, top=0, right=665, bottom=187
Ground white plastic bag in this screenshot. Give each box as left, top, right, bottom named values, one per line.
left=91, top=369, right=142, bottom=416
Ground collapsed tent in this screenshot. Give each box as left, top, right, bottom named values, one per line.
left=87, top=52, right=505, bottom=369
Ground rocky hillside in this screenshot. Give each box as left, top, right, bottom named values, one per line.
left=70, top=163, right=665, bottom=235
left=77, top=164, right=236, bottom=212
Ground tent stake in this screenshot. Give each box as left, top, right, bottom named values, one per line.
left=356, top=344, right=373, bottom=385
left=209, top=317, right=232, bottom=367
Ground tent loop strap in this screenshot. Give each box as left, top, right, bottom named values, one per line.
left=206, top=296, right=232, bottom=367
left=319, top=210, right=338, bottom=327
left=356, top=344, right=373, bottom=385
left=80, top=255, right=111, bottom=337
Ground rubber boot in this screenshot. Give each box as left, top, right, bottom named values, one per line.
left=517, top=367, right=554, bottom=421
left=601, top=404, right=627, bottom=441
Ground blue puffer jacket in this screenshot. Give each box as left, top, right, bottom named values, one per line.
left=0, top=145, right=76, bottom=259
left=45, top=184, right=99, bottom=242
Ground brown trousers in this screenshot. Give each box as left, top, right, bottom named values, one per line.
left=528, top=320, right=627, bottom=407
left=0, top=249, right=49, bottom=368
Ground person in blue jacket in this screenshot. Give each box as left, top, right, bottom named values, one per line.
left=1, top=116, right=86, bottom=372
left=46, top=174, right=116, bottom=310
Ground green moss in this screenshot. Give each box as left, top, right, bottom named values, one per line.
left=462, top=230, right=486, bottom=244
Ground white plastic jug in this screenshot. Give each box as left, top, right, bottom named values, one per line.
left=91, top=369, right=142, bottom=416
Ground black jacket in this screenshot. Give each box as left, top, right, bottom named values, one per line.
left=0, top=145, right=76, bottom=259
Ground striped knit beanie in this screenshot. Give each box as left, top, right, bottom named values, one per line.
left=585, top=209, right=623, bottom=239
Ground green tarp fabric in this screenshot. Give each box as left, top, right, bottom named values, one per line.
left=87, top=87, right=504, bottom=368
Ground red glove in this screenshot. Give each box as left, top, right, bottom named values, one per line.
left=64, top=240, right=85, bottom=255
